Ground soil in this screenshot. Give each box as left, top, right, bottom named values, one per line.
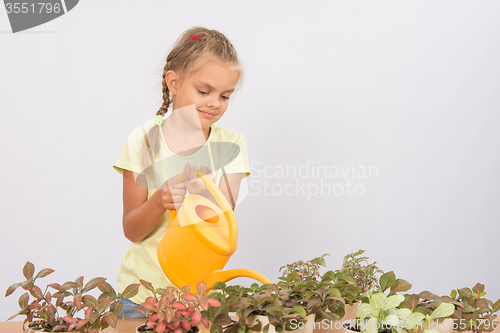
left=28, top=320, right=70, bottom=332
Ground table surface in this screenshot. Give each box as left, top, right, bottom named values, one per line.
left=0, top=319, right=164, bottom=332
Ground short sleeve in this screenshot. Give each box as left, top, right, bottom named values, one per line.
left=113, top=126, right=146, bottom=175
left=223, top=133, right=251, bottom=179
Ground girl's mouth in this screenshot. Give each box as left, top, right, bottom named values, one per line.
left=199, top=110, right=216, bottom=118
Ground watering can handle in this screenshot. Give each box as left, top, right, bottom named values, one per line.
left=175, top=171, right=233, bottom=213
left=169, top=171, right=236, bottom=252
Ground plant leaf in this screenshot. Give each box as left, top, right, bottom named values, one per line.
left=82, top=295, right=99, bottom=311
left=290, top=305, right=307, bottom=317
left=358, top=303, right=373, bottom=320
left=103, top=312, right=118, bottom=328
left=19, top=292, right=29, bottom=309
left=82, top=277, right=106, bottom=293
left=139, top=279, right=154, bottom=293
left=213, top=281, right=226, bottom=291
left=197, top=281, right=208, bottom=296
left=35, top=268, right=54, bottom=280
left=380, top=271, right=396, bottom=292
left=29, top=286, right=43, bottom=300
left=97, top=281, right=114, bottom=295
left=60, top=282, right=79, bottom=291
left=23, top=262, right=35, bottom=280
left=121, top=284, right=140, bottom=299
left=420, top=291, right=437, bottom=301
left=99, top=296, right=111, bottom=313
left=458, top=288, right=472, bottom=298
left=48, top=283, right=61, bottom=290
left=192, top=309, right=202, bottom=326
left=5, top=283, right=22, bottom=297
left=389, top=279, right=412, bottom=295
left=430, top=303, right=455, bottom=320
left=491, top=299, right=500, bottom=313
left=473, top=283, right=485, bottom=295
left=207, top=298, right=221, bottom=307
left=214, top=314, right=233, bottom=326
left=182, top=293, right=197, bottom=302
left=384, top=294, right=405, bottom=311
left=75, top=276, right=84, bottom=289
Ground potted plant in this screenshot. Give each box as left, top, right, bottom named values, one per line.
left=401, top=302, right=456, bottom=333
left=340, top=251, right=384, bottom=321
left=446, top=284, right=500, bottom=333
left=273, top=254, right=363, bottom=332
left=400, top=289, right=463, bottom=333
left=342, top=271, right=412, bottom=333
left=5, top=261, right=140, bottom=333
left=237, top=283, right=309, bottom=333
left=135, top=279, right=222, bottom=333
left=354, top=288, right=407, bottom=333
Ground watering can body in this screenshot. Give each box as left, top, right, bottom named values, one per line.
left=157, top=171, right=270, bottom=293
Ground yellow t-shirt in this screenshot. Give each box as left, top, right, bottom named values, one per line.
left=113, top=121, right=251, bottom=304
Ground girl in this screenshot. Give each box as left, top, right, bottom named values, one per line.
left=113, top=27, right=251, bottom=317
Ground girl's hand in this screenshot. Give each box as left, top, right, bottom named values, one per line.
left=182, top=163, right=215, bottom=195
left=158, top=174, right=187, bottom=210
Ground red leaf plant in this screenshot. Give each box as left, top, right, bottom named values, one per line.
left=5, top=261, right=140, bottom=333
left=136, top=280, right=221, bottom=333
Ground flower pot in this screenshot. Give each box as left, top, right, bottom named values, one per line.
left=342, top=303, right=359, bottom=322
left=288, top=314, right=317, bottom=333
left=247, top=315, right=277, bottom=333
left=247, top=314, right=316, bottom=333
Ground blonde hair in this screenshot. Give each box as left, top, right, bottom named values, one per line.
left=141, top=27, right=242, bottom=184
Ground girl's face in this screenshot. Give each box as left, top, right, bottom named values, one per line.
left=168, top=56, right=239, bottom=131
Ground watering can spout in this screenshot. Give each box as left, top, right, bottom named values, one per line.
left=206, top=269, right=271, bottom=290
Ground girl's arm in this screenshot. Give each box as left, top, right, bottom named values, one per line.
left=122, top=169, right=186, bottom=242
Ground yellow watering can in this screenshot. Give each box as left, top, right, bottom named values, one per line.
left=157, top=170, right=271, bottom=293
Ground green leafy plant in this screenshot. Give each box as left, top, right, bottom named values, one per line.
left=348, top=271, right=412, bottom=333
left=5, top=261, right=140, bottom=333
left=320, top=270, right=361, bottom=319
left=204, top=282, right=253, bottom=333
left=401, top=291, right=458, bottom=315
left=356, top=288, right=408, bottom=333
left=278, top=255, right=347, bottom=320
left=341, top=250, right=384, bottom=296
left=401, top=302, right=455, bottom=333
left=136, top=280, right=221, bottom=333
left=279, top=254, right=329, bottom=283
left=231, top=283, right=308, bottom=333
left=448, top=283, right=500, bottom=333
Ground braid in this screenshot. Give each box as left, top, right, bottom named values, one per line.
left=158, top=62, right=171, bottom=117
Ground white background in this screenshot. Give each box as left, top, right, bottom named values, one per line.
left=1, top=0, right=499, bottom=317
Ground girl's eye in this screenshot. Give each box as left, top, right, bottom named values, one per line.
left=222, top=95, right=230, bottom=100
left=198, top=90, right=208, bottom=95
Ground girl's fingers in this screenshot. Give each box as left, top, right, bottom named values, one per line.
left=169, top=188, right=186, bottom=196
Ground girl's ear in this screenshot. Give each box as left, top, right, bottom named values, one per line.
left=166, top=70, right=178, bottom=95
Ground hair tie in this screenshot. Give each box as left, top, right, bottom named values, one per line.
left=154, top=115, right=164, bottom=127
left=190, top=34, right=200, bottom=41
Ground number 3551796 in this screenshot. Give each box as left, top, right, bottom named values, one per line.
left=5, top=3, right=62, bottom=14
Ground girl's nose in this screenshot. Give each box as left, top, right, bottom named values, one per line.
left=207, top=96, right=220, bottom=110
